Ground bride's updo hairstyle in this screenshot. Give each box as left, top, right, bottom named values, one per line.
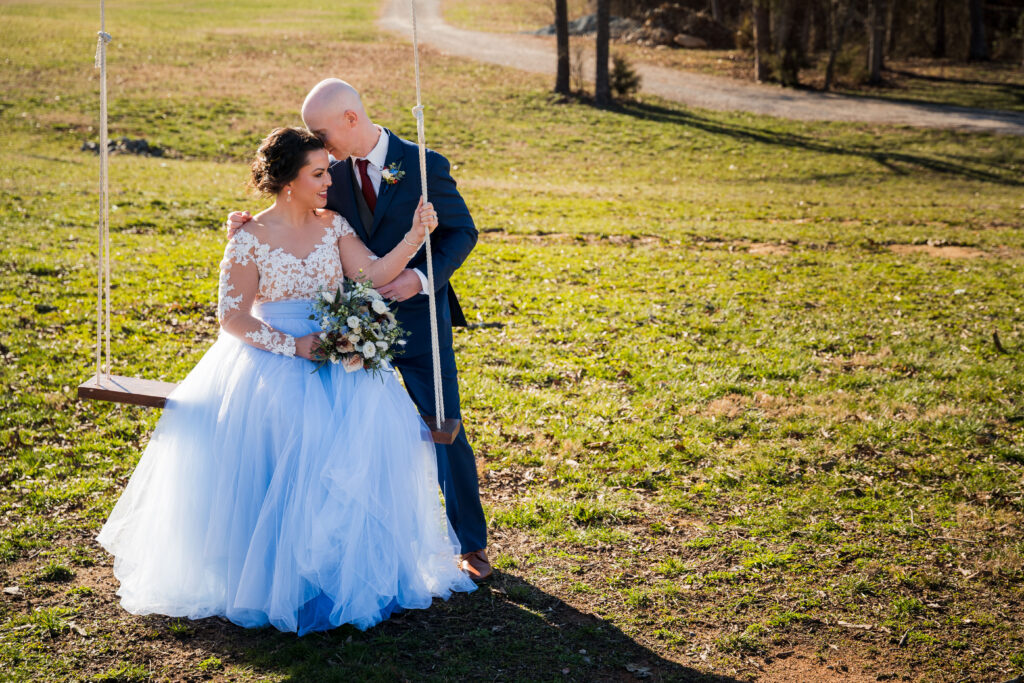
left=249, top=127, right=325, bottom=195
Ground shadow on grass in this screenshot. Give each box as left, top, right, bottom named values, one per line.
left=888, top=67, right=1024, bottom=91
left=610, top=99, right=1024, bottom=186
left=820, top=83, right=1024, bottom=123
left=180, top=572, right=736, bottom=682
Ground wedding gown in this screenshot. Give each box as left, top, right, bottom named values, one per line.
left=96, top=213, right=476, bottom=635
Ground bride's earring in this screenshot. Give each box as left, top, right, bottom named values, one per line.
left=286, top=188, right=292, bottom=203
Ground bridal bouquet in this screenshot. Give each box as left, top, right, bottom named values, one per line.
left=309, top=278, right=407, bottom=376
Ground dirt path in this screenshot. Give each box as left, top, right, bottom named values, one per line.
left=381, top=0, right=1024, bottom=135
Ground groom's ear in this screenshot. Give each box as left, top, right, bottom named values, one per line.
left=341, top=110, right=359, bottom=127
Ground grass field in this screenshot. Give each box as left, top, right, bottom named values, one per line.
left=442, top=0, right=1024, bottom=113
left=2, top=0, right=1024, bottom=681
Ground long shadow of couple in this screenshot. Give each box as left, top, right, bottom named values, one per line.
left=179, top=571, right=741, bottom=682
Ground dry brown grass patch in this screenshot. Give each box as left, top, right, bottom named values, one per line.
left=114, top=42, right=414, bottom=103
left=887, top=243, right=986, bottom=259
left=480, top=229, right=665, bottom=246
left=693, top=239, right=795, bottom=255
left=700, top=391, right=812, bottom=420
left=835, top=346, right=893, bottom=369
left=747, top=242, right=793, bottom=256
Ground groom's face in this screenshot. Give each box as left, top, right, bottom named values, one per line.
left=310, top=111, right=357, bottom=160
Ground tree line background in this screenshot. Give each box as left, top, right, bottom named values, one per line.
left=552, top=0, right=1024, bottom=102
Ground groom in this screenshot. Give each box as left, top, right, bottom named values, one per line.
left=227, top=79, right=490, bottom=581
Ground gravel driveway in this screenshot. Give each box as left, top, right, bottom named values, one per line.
left=381, top=0, right=1024, bottom=135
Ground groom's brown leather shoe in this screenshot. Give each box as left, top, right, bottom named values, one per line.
left=460, top=550, right=492, bottom=582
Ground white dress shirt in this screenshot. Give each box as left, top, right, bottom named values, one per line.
left=352, top=126, right=429, bottom=295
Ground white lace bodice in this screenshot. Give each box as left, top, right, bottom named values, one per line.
left=223, top=214, right=353, bottom=305
left=217, top=213, right=356, bottom=357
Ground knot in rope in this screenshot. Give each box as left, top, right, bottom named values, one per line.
left=411, top=105, right=425, bottom=121
left=94, top=31, right=112, bottom=68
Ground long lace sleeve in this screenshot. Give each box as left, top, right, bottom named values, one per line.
left=332, top=213, right=419, bottom=287
left=217, top=233, right=297, bottom=357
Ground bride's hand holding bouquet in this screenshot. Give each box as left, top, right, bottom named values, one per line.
left=309, top=278, right=408, bottom=377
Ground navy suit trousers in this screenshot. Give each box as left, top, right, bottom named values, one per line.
left=392, top=347, right=487, bottom=555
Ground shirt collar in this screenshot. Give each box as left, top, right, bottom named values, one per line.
left=355, top=125, right=389, bottom=170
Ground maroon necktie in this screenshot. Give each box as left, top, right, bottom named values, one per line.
left=355, top=158, right=377, bottom=213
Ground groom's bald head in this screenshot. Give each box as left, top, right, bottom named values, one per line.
left=302, top=79, right=365, bottom=126
left=301, top=78, right=377, bottom=159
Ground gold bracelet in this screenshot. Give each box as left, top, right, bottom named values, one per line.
left=402, top=235, right=422, bottom=249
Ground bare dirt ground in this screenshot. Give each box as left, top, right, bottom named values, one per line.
left=380, top=0, right=1024, bottom=135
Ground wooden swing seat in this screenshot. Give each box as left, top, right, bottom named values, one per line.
left=78, top=373, right=178, bottom=408
left=423, top=417, right=461, bottom=445
left=78, top=373, right=462, bottom=445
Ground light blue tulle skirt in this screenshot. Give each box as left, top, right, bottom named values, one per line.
left=96, top=300, right=476, bottom=635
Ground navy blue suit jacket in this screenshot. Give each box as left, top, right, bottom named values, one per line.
left=325, top=130, right=477, bottom=357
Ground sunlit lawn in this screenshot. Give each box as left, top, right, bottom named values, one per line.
left=1, top=0, right=1023, bottom=680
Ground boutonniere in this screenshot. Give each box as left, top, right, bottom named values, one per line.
left=381, top=162, right=405, bottom=186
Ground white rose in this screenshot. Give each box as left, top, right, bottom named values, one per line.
left=322, top=290, right=335, bottom=303
left=376, top=341, right=388, bottom=350
left=362, top=341, right=377, bottom=358
left=346, top=316, right=361, bottom=330
left=319, top=332, right=327, bottom=340
left=372, top=299, right=388, bottom=314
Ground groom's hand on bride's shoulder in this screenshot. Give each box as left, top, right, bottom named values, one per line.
left=225, top=211, right=253, bottom=239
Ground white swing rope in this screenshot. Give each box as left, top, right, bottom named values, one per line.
left=410, top=0, right=445, bottom=430
left=94, top=1, right=112, bottom=385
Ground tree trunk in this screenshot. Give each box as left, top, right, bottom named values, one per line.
left=595, top=0, right=611, bottom=105
left=886, top=0, right=898, bottom=56
left=968, top=0, right=989, bottom=61
left=812, top=1, right=830, bottom=53
left=866, top=0, right=886, bottom=84
left=933, top=0, right=946, bottom=58
left=799, top=2, right=813, bottom=57
left=754, top=0, right=772, bottom=82
left=1019, top=11, right=1024, bottom=67
left=774, top=0, right=804, bottom=86
left=825, top=0, right=855, bottom=90
left=555, top=0, right=570, bottom=95
left=710, top=0, right=724, bottom=23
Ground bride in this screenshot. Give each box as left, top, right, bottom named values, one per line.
left=96, top=126, right=476, bottom=635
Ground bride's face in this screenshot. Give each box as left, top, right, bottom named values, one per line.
left=285, top=149, right=332, bottom=209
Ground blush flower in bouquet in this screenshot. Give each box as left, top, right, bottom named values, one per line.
left=309, top=278, right=407, bottom=377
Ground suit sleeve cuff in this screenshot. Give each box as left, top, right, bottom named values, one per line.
left=412, top=268, right=429, bottom=295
